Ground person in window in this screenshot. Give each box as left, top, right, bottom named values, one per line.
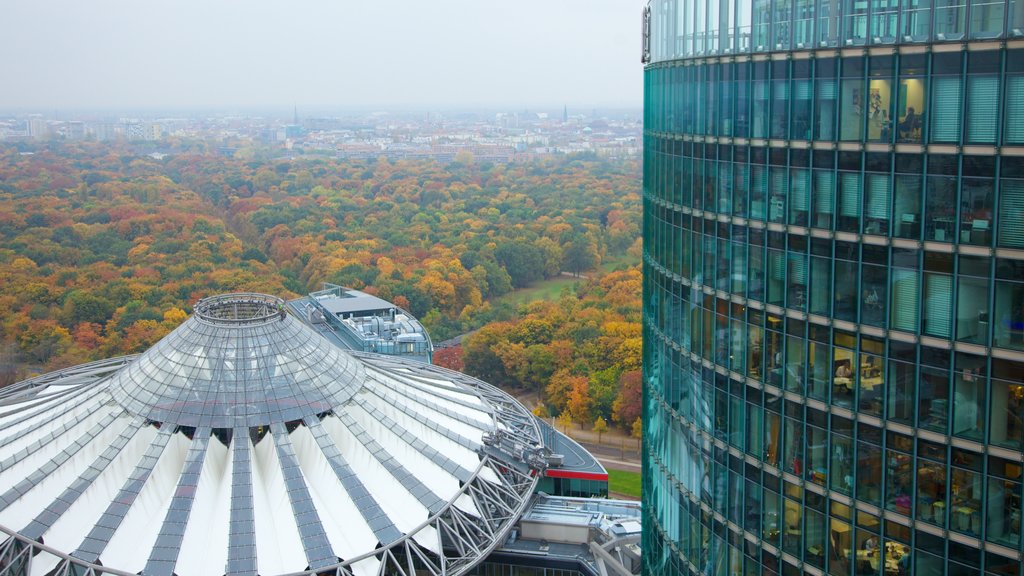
left=898, top=107, right=918, bottom=140
left=835, top=362, right=852, bottom=379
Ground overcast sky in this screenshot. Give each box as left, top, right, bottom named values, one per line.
left=1, top=1, right=644, bottom=112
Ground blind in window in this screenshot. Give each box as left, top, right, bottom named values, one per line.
left=817, top=79, right=836, bottom=99
left=815, top=170, right=835, bottom=213
left=752, top=166, right=767, bottom=196
left=866, top=174, right=892, bottom=220
left=967, top=76, right=999, bottom=144
left=840, top=172, right=862, bottom=217
left=770, top=251, right=786, bottom=281
left=771, top=168, right=788, bottom=196
left=931, top=76, right=962, bottom=143
left=891, top=269, right=919, bottom=332
left=789, top=254, right=808, bottom=284
left=791, top=169, right=810, bottom=211
left=999, top=180, right=1024, bottom=248
left=751, top=166, right=768, bottom=218
left=1006, top=76, right=1024, bottom=144
left=795, top=80, right=813, bottom=100
left=924, top=274, right=952, bottom=338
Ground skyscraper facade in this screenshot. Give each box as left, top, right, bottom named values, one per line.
left=641, top=1, right=1024, bottom=574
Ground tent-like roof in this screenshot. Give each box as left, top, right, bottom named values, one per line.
left=0, top=294, right=542, bottom=576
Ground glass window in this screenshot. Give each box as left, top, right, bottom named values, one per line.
left=812, top=169, right=836, bottom=228
left=986, top=458, right=1023, bottom=549
left=893, top=158, right=923, bottom=239
left=843, top=0, right=869, bottom=43
left=995, top=258, right=1024, bottom=348
left=754, top=0, right=773, bottom=49
left=806, top=423, right=829, bottom=485
left=839, top=78, right=866, bottom=140
left=959, top=159, right=995, bottom=247
left=897, top=54, right=927, bottom=143
left=923, top=272, right=953, bottom=338
left=789, top=168, right=811, bottom=225
left=794, top=0, right=816, bottom=47
left=956, top=256, right=991, bottom=345
left=857, top=441, right=883, bottom=506
left=784, top=416, right=803, bottom=476
left=818, top=0, right=841, bottom=46
left=950, top=353, right=986, bottom=443
left=838, top=170, right=863, bottom=232
left=736, top=63, right=751, bottom=138
left=721, top=64, right=736, bottom=137
left=863, top=173, right=892, bottom=235
left=831, top=433, right=854, bottom=494
left=990, top=359, right=1024, bottom=449
left=887, top=342, right=917, bottom=424
left=861, top=251, right=888, bottom=324
left=773, top=0, right=793, bottom=49
left=936, top=0, right=968, bottom=38
left=834, top=244, right=859, bottom=322
left=885, top=434, right=914, bottom=515
left=770, top=166, right=788, bottom=223
left=753, top=65, right=771, bottom=138
left=919, top=360, right=950, bottom=433
left=763, top=487, right=782, bottom=546
left=752, top=165, right=769, bottom=221
left=970, top=0, right=1005, bottom=37
left=858, top=337, right=885, bottom=416
left=1005, top=74, right=1024, bottom=145
left=998, top=179, right=1024, bottom=249
left=809, top=254, right=833, bottom=315
left=925, top=156, right=958, bottom=242
left=867, top=56, right=895, bottom=142
left=950, top=461, right=984, bottom=535
left=815, top=59, right=838, bottom=139
left=964, top=51, right=1001, bottom=143
left=930, top=53, right=964, bottom=142
left=828, top=518, right=853, bottom=575
left=787, top=249, right=808, bottom=312
left=903, top=0, right=933, bottom=39
left=832, top=332, right=857, bottom=407
left=917, top=458, right=948, bottom=527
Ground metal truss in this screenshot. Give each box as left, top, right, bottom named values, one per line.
left=0, top=355, right=135, bottom=407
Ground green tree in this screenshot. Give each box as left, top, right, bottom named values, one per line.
left=494, top=240, right=545, bottom=288
left=562, top=234, right=598, bottom=276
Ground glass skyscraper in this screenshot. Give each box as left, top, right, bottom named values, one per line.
left=641, top=0, right=1024, bottom=574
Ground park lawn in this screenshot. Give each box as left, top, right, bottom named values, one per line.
left=607, top=469, right=642, bottom=499
left=497, top=276, right=579, bottom=306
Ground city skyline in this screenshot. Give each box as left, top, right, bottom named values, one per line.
left=0, top=0, right=644, bottom=111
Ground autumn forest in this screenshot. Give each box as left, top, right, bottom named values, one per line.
left=0, top=141, right=642, bottom=431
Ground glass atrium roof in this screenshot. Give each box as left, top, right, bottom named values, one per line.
left=0, top=294, right=542, bottom=576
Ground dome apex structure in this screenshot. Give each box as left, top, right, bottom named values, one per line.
left=108, top=293, right=364, bottom=428
left=0, top=294, right=543, bottom=576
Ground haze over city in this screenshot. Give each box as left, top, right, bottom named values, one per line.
left=1, top=0, right=643, bottom=112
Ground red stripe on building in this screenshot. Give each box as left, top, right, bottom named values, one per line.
left=544, top=470, right=609, bottom=481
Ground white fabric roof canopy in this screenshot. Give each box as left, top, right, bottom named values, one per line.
left=0, top=294, right=540, bottom=576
